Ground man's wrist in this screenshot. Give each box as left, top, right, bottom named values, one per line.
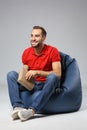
left=36, top=70, right=40, bottom=76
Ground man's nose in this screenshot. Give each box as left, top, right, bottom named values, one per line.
left=32, top=36, right=36, bottom=41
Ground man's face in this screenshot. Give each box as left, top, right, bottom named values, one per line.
left=30, top=29, right=45, bottom=48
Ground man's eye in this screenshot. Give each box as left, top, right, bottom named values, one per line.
left=35, top=35, right=39, bottom=37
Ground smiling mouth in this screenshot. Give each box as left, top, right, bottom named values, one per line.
left=32, top=42, right=37, bottom=45
left=32, top=40, right=38, bottom=43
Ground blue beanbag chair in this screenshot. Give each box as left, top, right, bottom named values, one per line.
left=20, top=52, right=82, bottom=113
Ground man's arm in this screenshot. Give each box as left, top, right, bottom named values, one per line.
left=37, top=61, right=61, bottom=77
left=25, top=61, right=61, bottom=80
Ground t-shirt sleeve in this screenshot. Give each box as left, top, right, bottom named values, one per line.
left=22, top=49, right=28, bottom=64
left=51, top=47, right=61, bottom=62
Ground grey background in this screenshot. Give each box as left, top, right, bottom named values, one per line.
left=0, top=0, right=87, bottom=86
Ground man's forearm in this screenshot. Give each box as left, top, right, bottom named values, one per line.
left=37, top=70, right=61, bottom=78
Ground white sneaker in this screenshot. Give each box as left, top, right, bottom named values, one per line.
left=18, top=109, right=34, bottom=121
left=11, top=107, right=25, bottom=120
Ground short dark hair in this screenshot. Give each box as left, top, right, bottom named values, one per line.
left=33, top=26, right=47, bottom=37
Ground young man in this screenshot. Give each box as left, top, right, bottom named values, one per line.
left=7, top=26, right=61, bottom=121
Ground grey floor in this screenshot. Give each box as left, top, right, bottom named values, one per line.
left=0, top=84, right=87, bottom=130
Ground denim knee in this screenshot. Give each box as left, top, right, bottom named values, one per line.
left=7, top=71, right=18, bottom=80
left=47, top=73, right=60, bottom=82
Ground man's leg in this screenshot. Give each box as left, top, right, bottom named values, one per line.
left=31, top=73, right=61, bottom=112
left=18, top=74, right=61, bottom=121
left=7, top=71, right=26, bottom=119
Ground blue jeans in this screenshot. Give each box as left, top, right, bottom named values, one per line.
left=7, top=71, right=61, bottom=113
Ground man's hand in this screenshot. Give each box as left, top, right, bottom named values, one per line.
left=25, top=70, right=38, bottom=80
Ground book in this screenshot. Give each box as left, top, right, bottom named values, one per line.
left=17, top=67, right=35, bottom=91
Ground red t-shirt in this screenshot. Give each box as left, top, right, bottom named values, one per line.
left=22, top=44, right=61, bottom=82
